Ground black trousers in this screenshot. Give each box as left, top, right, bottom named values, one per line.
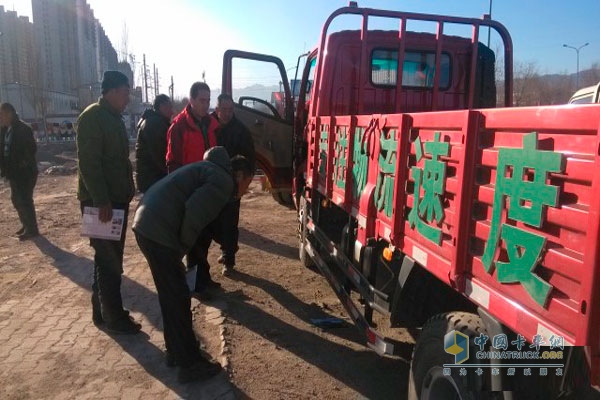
left=9, top=171, right=38, bottom=233
left=218, top=199, right=241, bottom=266
left=189, top=199, right=241, bottom=291
left=135, top=232, right=201, bottom=368
left=81, top=201, right=129, bottom=323
left=190, top=229, right=213, bottom=292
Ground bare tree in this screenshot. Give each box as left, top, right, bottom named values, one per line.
left=513, top=62, right=540, bottom=106
left=580, top=63, right=600, bottom=87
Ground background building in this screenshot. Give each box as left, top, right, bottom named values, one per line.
left=0, top=1, right=139, bottom=135
left=0, top=6, right=37, bottom=118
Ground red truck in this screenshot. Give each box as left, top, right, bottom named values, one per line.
left=222, top=3, right=600, bottom=398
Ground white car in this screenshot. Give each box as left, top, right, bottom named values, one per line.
left=569, top=82, right=600, bottom=104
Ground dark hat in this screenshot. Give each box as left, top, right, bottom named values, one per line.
left=101, top=70, right=129, bottom=91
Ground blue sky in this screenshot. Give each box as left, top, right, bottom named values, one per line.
left=4, top=0, right=599, bottom=98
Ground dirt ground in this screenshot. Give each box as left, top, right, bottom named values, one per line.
left=0, top=145, right=412, bottom=399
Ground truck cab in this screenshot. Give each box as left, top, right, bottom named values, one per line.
left=222, top=4, right=512, bottom=208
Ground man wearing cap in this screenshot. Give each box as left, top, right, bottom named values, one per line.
left=76, top=70, right=140, bottom=334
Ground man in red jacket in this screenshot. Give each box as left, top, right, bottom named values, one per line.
left=166, top=82, right=219, bottom=172
left=166, top=81, right=221, bottom=299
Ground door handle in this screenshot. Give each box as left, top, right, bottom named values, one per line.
left=268, top=140, right=274, bottom=150
left=254, top=119, right=264, bottom=126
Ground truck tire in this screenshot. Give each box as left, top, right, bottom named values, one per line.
left=408, top=312, right=498, bottom=400
left=272, top=190, right=295, bottom=209
left=298, top=196, right=315, bottom=268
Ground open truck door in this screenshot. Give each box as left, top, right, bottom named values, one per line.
left=222, top=50, right=295, bottom=207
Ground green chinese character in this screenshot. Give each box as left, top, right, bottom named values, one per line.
left=497, top=225, right=551, bottom=306
left=352, top=127, right=368, bottom=199
left=375, top=130, right=397, bottom=217
left=419, top=132, right=449, bottom=224
left=408, top=132, right=449, bottom=245
left=481, top=132, right=564, bottom=307
left=334, top=126, right=348, bottom=189
left=409, top=166, right=443, bottom=244
left=319, top=128, right=328, bottom=176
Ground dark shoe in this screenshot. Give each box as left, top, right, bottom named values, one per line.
left=177, top=358, right=222, bottom=383
left=105, top=316, right=141, bottom=335
left=206, top=279, right=221, bottom=289
left=18, top=230, right=39, bottom=241
left=15, top=227, right=25, bottom=236
left=191, top=289, right=212, bottom=301
left=91, top=294, right=103, bottom=326
left=222, top=265, right=235, bottom=276
left=165, top=351, right=177, bottom=368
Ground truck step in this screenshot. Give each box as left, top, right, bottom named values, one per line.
left=304, top=238, right=394, bottom=356
left=308, top=221, right=390, bottom=308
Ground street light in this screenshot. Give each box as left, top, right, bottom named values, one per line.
left=487, top=0, right=493, bottom=47
left=562, top=42, right=589, bottom=89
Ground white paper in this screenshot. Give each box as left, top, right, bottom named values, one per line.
left=81, top=206, right=125, bottom=241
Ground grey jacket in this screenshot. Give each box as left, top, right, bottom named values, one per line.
left=132, top=146, right=234, bottom=254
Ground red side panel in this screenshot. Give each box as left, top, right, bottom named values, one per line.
left=467, top=105, right=600, bottom=347
left=399, top=110, right=480, bottom=287
left=306, top=104, right=600, bottom=385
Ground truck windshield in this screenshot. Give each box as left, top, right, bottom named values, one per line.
left=371, top=49, right=450, bottom=89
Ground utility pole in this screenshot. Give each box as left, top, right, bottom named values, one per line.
left=129, top=54, right=137, bottom=89
left=169, top=75, right=174, bottom=100
left=143, top=54, right=149, bottom=104
left=487, top=0, right=492, bottom=47
left=153, top=64, right=158, bottom=96
left=0, top=32, right=4, bottom=101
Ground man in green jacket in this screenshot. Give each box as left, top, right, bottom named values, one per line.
left=76, top=70, right=139, bottom=335
left=133, top=147, right=253, bottom=383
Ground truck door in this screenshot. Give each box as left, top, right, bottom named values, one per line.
left=222, top=50, right=294, bottom=206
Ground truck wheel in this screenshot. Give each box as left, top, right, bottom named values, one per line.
left=298, top=196, right=315, bottom=268
left=272, top=190, right=295, bottom=209
left=408, top=312, right=496, bottom=400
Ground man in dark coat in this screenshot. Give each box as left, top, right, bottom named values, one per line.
left=77, top=70, right=139, bottom=335
left=135, top=94, right=173, bottom=193
left=132, top=146, right=253, bottom=383
left=210, top=93, right=255, bottom=276
left=0, top=102, right=39, bottom=240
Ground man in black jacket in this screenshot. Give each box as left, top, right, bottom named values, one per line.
left=135, top=94, right=173, bottom=192
left=193, top=94, right=255, bottom=287
left=215, top=93, right=255, bottom=172
left=0, top=102, right=39, bottom=240
left=216, top=94, right=254, bottom=276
